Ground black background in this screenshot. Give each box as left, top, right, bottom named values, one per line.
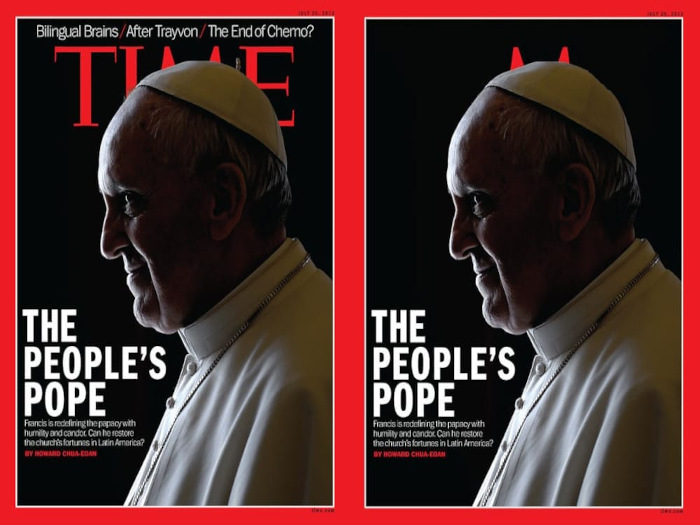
left=366, top=19, right=681, bottom=506
left=17, top=17, right=333, bottom=505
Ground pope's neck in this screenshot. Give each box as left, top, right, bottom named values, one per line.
left=532, top=227, right=635, bottom=328
left=183, top=226, right=287, bottom=328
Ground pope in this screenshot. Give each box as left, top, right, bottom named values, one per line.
left=447, top=61, right=681, bottom=506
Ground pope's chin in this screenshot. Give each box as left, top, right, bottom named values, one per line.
left=130, top=290, right=180, bottom=335
left=478, top=288, right=528, bottom=336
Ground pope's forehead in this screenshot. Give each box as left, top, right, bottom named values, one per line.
left=447, top=90, right=523, bottom=194
left=101, top=90, right=171, bottom=165
left=450, top=91, right=506, bottom=154
left=98, top=90, right=168, bottom=191
left=104, top=89, right=161, bottom=141
left=457, top=88, right=514, bottom=135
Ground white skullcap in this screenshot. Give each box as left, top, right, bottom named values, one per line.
left=487, top=61, right=636, bottom=168
left=138, top=60, right=287, bottom=168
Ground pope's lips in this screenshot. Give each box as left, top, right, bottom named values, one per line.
left=125, top=265, right=148, bottom=284
left=473, top=264, right=496, bottom=276
left=473, top=264, right=497, bottom=289
left=470, top=249, right=496, bottom=276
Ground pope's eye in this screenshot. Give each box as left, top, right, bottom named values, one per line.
left=469, top=192, right=494, bottom=219
left=471, top=193, right=485, bottom=205
left=119, top=191, right=145, bottom=218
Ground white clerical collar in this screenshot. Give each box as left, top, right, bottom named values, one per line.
left=178, top=238, right=311, bottom=360
left=527, top=239, right=662, bottom=361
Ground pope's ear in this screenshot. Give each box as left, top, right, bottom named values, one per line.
left=557, top=163, right=595, bottom=242
left=209, top=162, right=247, bottom=241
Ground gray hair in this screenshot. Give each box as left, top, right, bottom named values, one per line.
left=491, top=87, right=640, bottom=239
left=139, top=86, right=292, bottom=237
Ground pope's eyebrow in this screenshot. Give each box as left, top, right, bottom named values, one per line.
left=98, top=178, right=127, bottom=197
left=448, top=172, right=495, bottom=197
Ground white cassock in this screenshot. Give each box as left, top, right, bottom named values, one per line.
left=126, top=238, right=332, bottom=506
left=475, top=239, right=681, bottom=506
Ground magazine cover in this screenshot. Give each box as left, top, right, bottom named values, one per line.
left=7, top=2, right=696, bottom=524
left=366, top=18, right=681, bottom=507
left=16, top=16, right=333, bottom=506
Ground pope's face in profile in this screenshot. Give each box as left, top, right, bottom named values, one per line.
left=98, top=89, right=212, bottom=334
left=447, top=89, right=561, bottom=335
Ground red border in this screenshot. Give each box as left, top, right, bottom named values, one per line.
left=3, top=1, right=697, bottom=524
